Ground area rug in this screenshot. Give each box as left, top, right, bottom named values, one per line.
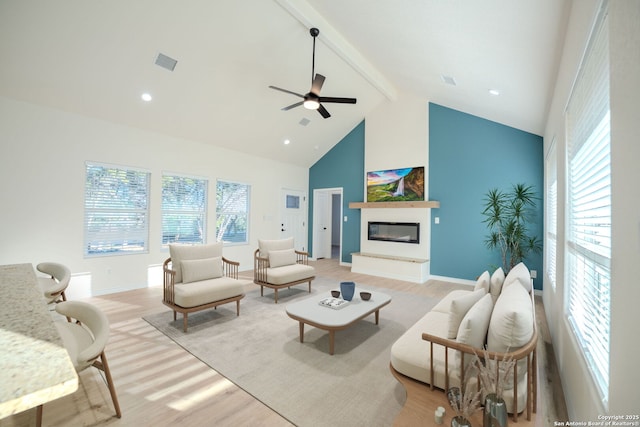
left=143, top=278, right=438, bottom=427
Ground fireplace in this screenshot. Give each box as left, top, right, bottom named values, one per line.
left=367, top=221, right=420, bottom=244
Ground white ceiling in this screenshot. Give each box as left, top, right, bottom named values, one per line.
left=0, top=0, right=569, bottom=168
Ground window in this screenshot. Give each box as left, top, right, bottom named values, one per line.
left=85, top=163, right=150, bottom=256
left=162, top=174, right=207, bottom=246
left=566, top=9, right=610, bottom=406
left=545, top=142, right=557, bottom=289
left=216, top=180, right=250, bottom=244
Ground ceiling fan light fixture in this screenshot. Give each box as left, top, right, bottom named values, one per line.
left=303, top=99, right=320, bottom=110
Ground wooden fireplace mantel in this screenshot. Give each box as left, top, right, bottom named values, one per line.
left=348, top=201, right=440, bottom=209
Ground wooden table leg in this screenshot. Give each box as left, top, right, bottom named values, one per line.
left=298, top=321, right=304, bottom=343
left=375, top=309, right=380, bottom=325
left=329, top=330, right=335, bottom=355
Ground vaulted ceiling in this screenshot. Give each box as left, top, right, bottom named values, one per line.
left=0, top=0, right=569, bottom=167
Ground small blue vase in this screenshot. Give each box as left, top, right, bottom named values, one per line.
left=340, top=281, right=356, bottom=301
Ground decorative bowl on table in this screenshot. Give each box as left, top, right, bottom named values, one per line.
left=360, top=291, right=371, bottom=301
left=331, top=290, right=341, bottom=298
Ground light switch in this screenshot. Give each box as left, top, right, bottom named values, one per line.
left=434, top=217, right=440, bottom=224
left=344, top=216, right=348, bottom=222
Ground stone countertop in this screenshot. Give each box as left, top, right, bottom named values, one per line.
left=0, top=263, right=78, bottom=419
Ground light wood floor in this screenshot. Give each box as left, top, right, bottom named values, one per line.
left=2, top=258, right=567, bottom=426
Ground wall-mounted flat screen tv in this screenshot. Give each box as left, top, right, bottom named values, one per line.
left=366, top=166, right=424, bottom=202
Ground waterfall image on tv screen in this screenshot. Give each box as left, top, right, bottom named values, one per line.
left=366, top=166, right=424, bottom=202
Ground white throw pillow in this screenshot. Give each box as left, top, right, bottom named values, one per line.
left=487, top=281, right=533, bottom=353
left=457, top=293, right=494, bottom=348
left=268, top=248, right=297, bottom=268
left=473, top=271, right=490, bottom=294
left=456, top=293, right=494, bottom=370
left=487, top=281, right=534, bottom=390
left=503, top=262, right=532, bottom=292
left=447, top=289, right=485, bottom=339
left=181, top=257, right=223, bottom=284
left=490, top=267, right=505, bottom=303
left=169, top=242, right=223, bottom=283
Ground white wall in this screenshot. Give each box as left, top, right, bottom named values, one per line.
left=361, top=92, right=432, bottom=261
left=542, top=0, right=640, bottom=417
left=0, top=96, right=308, bottom=297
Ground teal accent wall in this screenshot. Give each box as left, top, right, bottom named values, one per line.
left=429, top=103, right=544, bottom=289
left=309, top=121, right=364, bottom=263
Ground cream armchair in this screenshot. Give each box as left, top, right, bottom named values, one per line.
left=253, top=237, right=315, bottom=303
left=163, top=242, right=249, bottom=332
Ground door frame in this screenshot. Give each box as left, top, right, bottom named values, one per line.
left=312, top=187, right=343, bottom=261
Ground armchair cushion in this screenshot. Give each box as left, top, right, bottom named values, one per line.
left=258, top=237, right=294, bottom=258
left=169, top=242, right=223, bottom=283
left=268, top=248, right=297, bottom=268
left=266, top=264, right=315, bottom=285
left=181, top=257, right=223, bottom=284
left=174, top=277, right=244, bottom=308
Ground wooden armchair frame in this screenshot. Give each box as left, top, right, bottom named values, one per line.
left=253, top=249, right=315, bottom=303
left=163, top=257, right=244, bottom=332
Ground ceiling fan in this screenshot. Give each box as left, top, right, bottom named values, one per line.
left=269, top=27, right=357, bottom=119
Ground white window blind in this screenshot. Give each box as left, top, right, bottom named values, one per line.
left=566, top=9, right=610, bottom=406
left=545, top=143, right=557, bottom=289
left=216, top=180, right=250, bottom=244
left=85, top=163, right=150, bottom=256
left=162, top=174, right=207, bottom=246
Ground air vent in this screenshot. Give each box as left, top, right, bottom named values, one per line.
left=441, top=75, right=457, bottom=86
left=299, top=118, right=311, bottom=126
left=155, top=53, right=178, bottom=72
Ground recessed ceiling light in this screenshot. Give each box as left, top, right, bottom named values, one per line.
left=141, top=93, right=153, bottom=102
left=283, top=139, right=291, bottom=145
left=488, top=89, right=500, bottom=96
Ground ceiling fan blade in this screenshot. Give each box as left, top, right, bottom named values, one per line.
left=311, top=73, right=325, bottom=95
left=319, top=96, right=357, bottom=104
left=317, top=104, right=331, bottom=119
left=268, top=86, right=304, bottom=98
left=282, top=101, right=304, bottom=111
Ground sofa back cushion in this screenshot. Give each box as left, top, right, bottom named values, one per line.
left=258, top=237, right=294, bottom=258
left=447, top=289, right=485, bottom=339
left=473, top=270, right=491, bottom=293
left=268, top=248, right=297, bottom=268
left=503, top=262, right=532, bottom=292
left=181, top=257, right=223, bottom=284
left=489, top=267, right=505, bottom=303
left=487, top=281, right=534, bottom=389
left=169, top=242, right=223, bottom=283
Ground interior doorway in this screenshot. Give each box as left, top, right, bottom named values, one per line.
left=312, top=188, right=343, bottom=260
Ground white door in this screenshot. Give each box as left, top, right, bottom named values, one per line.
left=313, top=189, right=332, bottom=259
left=280, top=189, right=307, bottom=252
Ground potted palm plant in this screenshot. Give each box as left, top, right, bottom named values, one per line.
left=481, top=183, right=542, bottom=273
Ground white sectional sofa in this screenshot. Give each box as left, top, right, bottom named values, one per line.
left=390, top=263, right=538, bottom=422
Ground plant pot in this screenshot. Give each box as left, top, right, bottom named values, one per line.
left=451, top=415, right=472, bottom=427
left=340, top=281, right=355, bottom=301
left=483, top=393, right=508, bottom=427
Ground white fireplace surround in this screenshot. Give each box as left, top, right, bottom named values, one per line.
left=351, top=207, right=431, bottom=283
